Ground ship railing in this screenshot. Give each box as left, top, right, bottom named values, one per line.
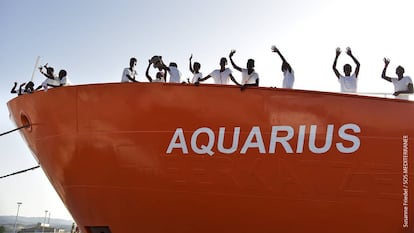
left=357, top=92, right=413, bottom=101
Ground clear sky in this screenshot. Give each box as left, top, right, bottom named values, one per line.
left=1, top=0, right=413, bottom=221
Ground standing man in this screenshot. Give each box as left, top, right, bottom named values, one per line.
left=197, top=57, right=241, bottom=86
left=146, top=59, right=166, bottom=83
left=58, top=70, right=71, bottom=86
left=332, top=47, right=360, bottom=93
left=272, top=46, right=294, bottom=89
left=189, top=54, right=203, bottom=84
left=121, top=57, right=138, bottom=82
left=166, top=62, right=182, bottom=83
left=229, top=50, right=259, bottom=90
left=381, top=58, right=413, bottom=97
left=36, top=63, right=60, bottom=91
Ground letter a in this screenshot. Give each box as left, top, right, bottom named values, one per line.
left=240, top=126, right=266, bottom=154
left=166, top=128, right=189, bottom=154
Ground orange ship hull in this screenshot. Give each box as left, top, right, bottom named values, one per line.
left=8, top=83, right=414, bottom=233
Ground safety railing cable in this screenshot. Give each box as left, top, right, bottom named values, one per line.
left=0, top=165, right=40, bottom=179
left=0, top=124, right=36, bottom=179
left=0, top=124, right=30, bottom=136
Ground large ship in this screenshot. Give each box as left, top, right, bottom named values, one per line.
left=7, top=82, right=413, bottom=233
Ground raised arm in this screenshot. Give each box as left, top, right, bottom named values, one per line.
left=10, top=82, right=17, bottom=94
left=229, top=50, right=242, bottom=72
left=145, top=60, right=153, bottom=82
left=346, top=47, right=360, bottom=77
left=271, top=46, right=284, bottom=61
left=39, top=64, right=55, bottom=79
left=332, top=47, right=341, bottom=78
left=381, top=58, right=392, bottom=82
left=189, top=54, right=194, bottom=74
left=39, top=67, right=50, bottom=78
left=272, top=46, right=292, bottom=73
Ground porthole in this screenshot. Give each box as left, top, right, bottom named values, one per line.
left=20, top=113, right=32, bottom=132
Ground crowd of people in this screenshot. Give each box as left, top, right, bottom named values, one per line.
left=11, top=63, right=71, bottom=96
left=120, top=46, right=413, bottom=97
left=11, top=46, right=414, bottom=98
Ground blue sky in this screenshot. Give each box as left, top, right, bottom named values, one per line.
left=1, top=0, right=413, bottom=221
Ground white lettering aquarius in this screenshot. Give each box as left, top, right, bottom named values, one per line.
left=166, top=124, right=361, bottom=156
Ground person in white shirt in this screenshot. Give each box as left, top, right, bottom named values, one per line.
left=153, top=72, right=166, bottom=83
left=11, top=81, right=35, bottom=95
left=39, top=63, right=57, bottom=80
left=229, top=50, right=259, bottom=90
left=58, top=70, right=72, bottom=86
left=332, top=47, right=361, bottom=93
left=189, top=54, right=202, bottom=84
left=271, top=46, right=294, bottom=89
left=197, top=57, right=241, bottom=86
left=166, top=62, right=182, bottom=83
left=381, top=58, right=413, bottom=97
left=145, top=60, right=166, bottom=83
left=36, top=63, right=60, bottom=91
left=121, top=57, right=138, bottom=82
